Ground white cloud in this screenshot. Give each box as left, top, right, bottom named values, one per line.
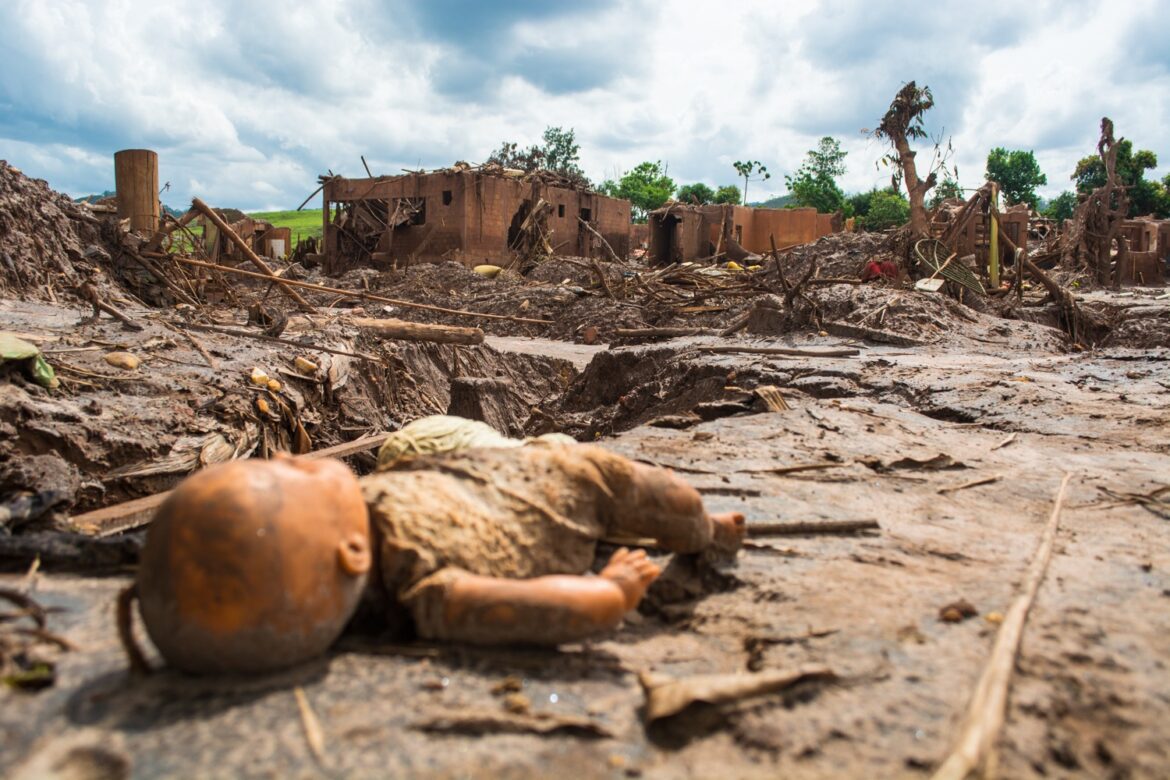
left=0, top=0, right=1165, bottom=210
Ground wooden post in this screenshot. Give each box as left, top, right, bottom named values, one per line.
left=988, top=183, right=1000, bottom=289
left=114, top=149, right=160, bottom=233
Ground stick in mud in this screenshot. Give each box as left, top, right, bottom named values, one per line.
left=932, top=473, right=1074, bottom=780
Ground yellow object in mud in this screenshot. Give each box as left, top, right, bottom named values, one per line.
left=294, top=357, right=318, bottom=375
left=104, top=352, right=140, bottom=371
left=250, top=367, right=269, bottom=386
left=726, top=261, right=744, bottom=271
left=473, top=264, right=503, bottom=278
left=267, top=379, right=282, bottom=392
left=376, top=415, right=575, bottom=470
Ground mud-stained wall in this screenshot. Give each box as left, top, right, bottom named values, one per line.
left=323, top=171, right=630, bottom=271
left=649, top=204, right=839, bottom=264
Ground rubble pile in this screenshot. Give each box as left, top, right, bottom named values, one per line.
left=0, top=160, right=102, bottom=298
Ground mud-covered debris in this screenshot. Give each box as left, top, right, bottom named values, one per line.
left=103, top=352, right=139, bottom=371
left=412, top=708, right=612, bottom=738
left=639, top=664, right=836, bottom=722
left=939, top=599, right=978, bottom=623
left=0, top=588, right=74, bottom=691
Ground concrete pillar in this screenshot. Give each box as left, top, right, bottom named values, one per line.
left=114, top=149, right=159, bottom=233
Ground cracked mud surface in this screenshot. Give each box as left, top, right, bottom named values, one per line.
left=4, top=325, right=1168, bottom=779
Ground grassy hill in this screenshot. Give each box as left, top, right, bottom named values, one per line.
left=247, top=209, right=324, bottom=247
left=750, top=193, right=795, bottom=209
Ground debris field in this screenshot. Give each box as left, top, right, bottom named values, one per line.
left=1, top=142, right=1169, bottom=780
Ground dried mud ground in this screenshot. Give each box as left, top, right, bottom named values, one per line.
left=3, top=309, right=1170, bottom=778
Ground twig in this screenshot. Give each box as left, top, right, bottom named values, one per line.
left=295, top=687, right=327, bottom=765
left=932, top=473, right=1073, bottom=780
left=990, top=433, right=1017, bottom=451
left=938, top=475, right=1002, bottom=495
left=577, top=217, right=625, bottom=265
left=737, top=462, right=841, bottom=476
left=747, top=519, right=879, bottom=537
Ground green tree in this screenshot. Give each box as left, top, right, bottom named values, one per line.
left=732, top=160, right=770, bottom=205
left=1072, top=140, right=1167, bottom=217
left=676, top=182, right=715, bottom=205
left=859, top=190, right=910, bottom=231
left=929, top=174, right=964, bottom=208
left=784, top=137, right=848, bottom=214
left=1042, top=191, right=1078, bottom=222
left=713, top=185, right=741, bottom=204
left=985, top=148, right=1047, bottom=209
left=486, top=126, right=590, bottom=187
left=539, top=126, right=588, bottom=186
left=600, top=161, right=676, bottom=222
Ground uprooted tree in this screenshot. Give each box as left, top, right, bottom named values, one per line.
left=872, top=81, right=939, bottom=239
left=1059, top=118, right=1129, bottom=288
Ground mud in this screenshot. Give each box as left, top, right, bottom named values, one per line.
left=3, top=166, right=1170, bottom=777
left=0, top=298, right=574, bottom=520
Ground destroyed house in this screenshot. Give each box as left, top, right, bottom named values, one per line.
left=647, top=203, right=841, bottom=265
left=321, top=167, right=631, bottom=274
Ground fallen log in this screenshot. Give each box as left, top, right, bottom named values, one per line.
left=163, top=256, right=554, bottom=326
left=190, top=197, right=316, bottom=312
left=73, top=432, right=397, bottom=538
left=351, top=317, right=484, bottom=345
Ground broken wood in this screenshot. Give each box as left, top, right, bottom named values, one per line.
left=350, top=317, right=484, bottom=345
left=190, top=197, right=316, bottom=312
left=640, top=664, right=836, bottom=722
left=932, top=473, right=1073, bottom=780
left=74, top=432, right=396, bottom=537
left=696, top=344, right=860, bottom=358
left=165, top=256, right=553, bottom=326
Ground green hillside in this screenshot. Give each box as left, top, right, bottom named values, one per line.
left=248, top=209, right=324, bottom=246
left=750, top=193, right=795, bottom=209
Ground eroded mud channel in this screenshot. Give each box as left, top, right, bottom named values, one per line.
left=3, top=310, right=1168, bottom=778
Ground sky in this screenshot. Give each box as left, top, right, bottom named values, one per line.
left=1, top=0, right=1167, bottom=211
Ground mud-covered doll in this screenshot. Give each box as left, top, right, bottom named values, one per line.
left=119, top=443, right=745, bottom=674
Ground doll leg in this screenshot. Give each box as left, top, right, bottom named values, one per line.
left=607, top=461, right=746, bottom=554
